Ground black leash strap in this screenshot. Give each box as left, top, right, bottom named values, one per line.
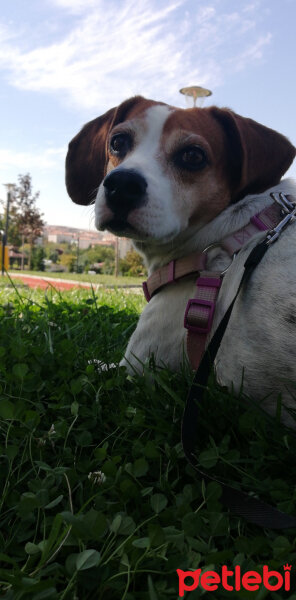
left=182, top=239, right=296, bottom=529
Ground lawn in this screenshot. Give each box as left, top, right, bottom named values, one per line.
left=0, top=282, right=296, bottom=599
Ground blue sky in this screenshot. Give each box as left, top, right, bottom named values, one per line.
left=0, top=0, right=296, bottom=230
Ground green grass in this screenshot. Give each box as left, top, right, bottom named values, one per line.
left=0, top=284, right=296, bottom=599
left=8, top=270, right=144, bottom=287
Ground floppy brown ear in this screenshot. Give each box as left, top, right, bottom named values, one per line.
left=66, top=106, right=118, bottom=205
left=66, top=96, right=147, bottom=205
left=210, top=107, right=296, bottom=202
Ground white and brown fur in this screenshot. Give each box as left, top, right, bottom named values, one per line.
left=66, top=96, right=296, bottom=425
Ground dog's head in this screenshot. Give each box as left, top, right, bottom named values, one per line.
left=66, top=95, right=295, bottom=243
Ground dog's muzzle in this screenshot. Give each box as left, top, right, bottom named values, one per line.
left=104, top=169, right=147, bottom=217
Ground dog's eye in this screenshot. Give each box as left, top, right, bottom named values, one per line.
left=175, top=145, right=208, bottom=171
left=110, top=133, right=132, bottom=157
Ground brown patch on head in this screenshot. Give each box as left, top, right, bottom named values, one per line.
left=163, top=106, right=296, bottom=198
left=160, top=106, right=295, bottom=227
left=162, top=108, right=235, bottom=224
left=66, top=96, right=165, bottom=205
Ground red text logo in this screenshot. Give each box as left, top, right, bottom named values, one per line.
left=177, top=564, right=291, bottom=596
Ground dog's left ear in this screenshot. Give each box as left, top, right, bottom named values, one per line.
left=210, top=107, right=296, bottom=202
left=66, top=96, right=146, bottom=205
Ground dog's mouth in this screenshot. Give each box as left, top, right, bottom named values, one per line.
left=101, top=217, right=137, bottom=236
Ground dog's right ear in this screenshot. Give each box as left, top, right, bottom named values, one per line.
left=209, top=107, right=296, bottom=203
left=66, top=96, right=146, bottom=205
left=66, top=106, right=117, bottom=205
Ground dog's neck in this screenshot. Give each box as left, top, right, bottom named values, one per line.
left=134, top=179, right=296, bottom=274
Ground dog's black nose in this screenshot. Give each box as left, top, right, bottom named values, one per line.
left=104, top=169, right=147, bottom=215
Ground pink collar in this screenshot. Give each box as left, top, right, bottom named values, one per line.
left=142, top=201, right=282, bottom=302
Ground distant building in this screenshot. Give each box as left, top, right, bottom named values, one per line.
left=43, top=225, right=115, bottom=249
left=43, top=225, right=133, bottom=257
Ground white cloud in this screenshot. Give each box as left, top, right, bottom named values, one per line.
left=228, top=33, right=272, bottom=72
left=51, top=0, right=103, bottom=14
left=0, top=147, right=66, bottom=170
left=0, top=0, right=272, bottom=111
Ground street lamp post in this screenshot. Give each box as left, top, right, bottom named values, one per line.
left=114, top=236, right=119, bottom=277
left=71, top=236, right=80, bottom=273
left=2, top=183, right=14, bottom=276
left=76, top=236, right=80, bottom=273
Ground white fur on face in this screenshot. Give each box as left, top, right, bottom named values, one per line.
left=95, top=104, right=182, bottom=243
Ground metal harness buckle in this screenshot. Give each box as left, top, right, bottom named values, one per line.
left=267, top=193, right=296, bottom=245
left=202, top=243, right=237, bottom=276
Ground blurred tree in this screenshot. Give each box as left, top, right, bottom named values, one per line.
left=119, top=249, right=147, bottom=276
left=59, top=253, right=76, bottom=272
left=0, top=186, right=22, bottom=247
left=14, top=174, right=45, bottom=270
left=48, top=249, right=60, bottom=264
left=80, top=245, right=115, bottom=274
left=31, top=247, right=46, bottom=271
left=0, top=174, right=44, bottom=268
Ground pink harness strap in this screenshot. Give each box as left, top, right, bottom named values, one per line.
left=184, top=272, right=222, bottom=369
left=142, top=251, right=207, bottom=301
left=142, top=201, right=283, bottom=370
left=221, top=203, right=281, bottom=255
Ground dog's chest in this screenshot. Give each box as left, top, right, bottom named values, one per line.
left=121, top=245, right=253, bottom=373
left=121, top=218, right=296, bottom=422
left=121, top=278, right=197, bottom=371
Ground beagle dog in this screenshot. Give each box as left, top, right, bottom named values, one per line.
left=66, top=96, right=296, bottom=425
